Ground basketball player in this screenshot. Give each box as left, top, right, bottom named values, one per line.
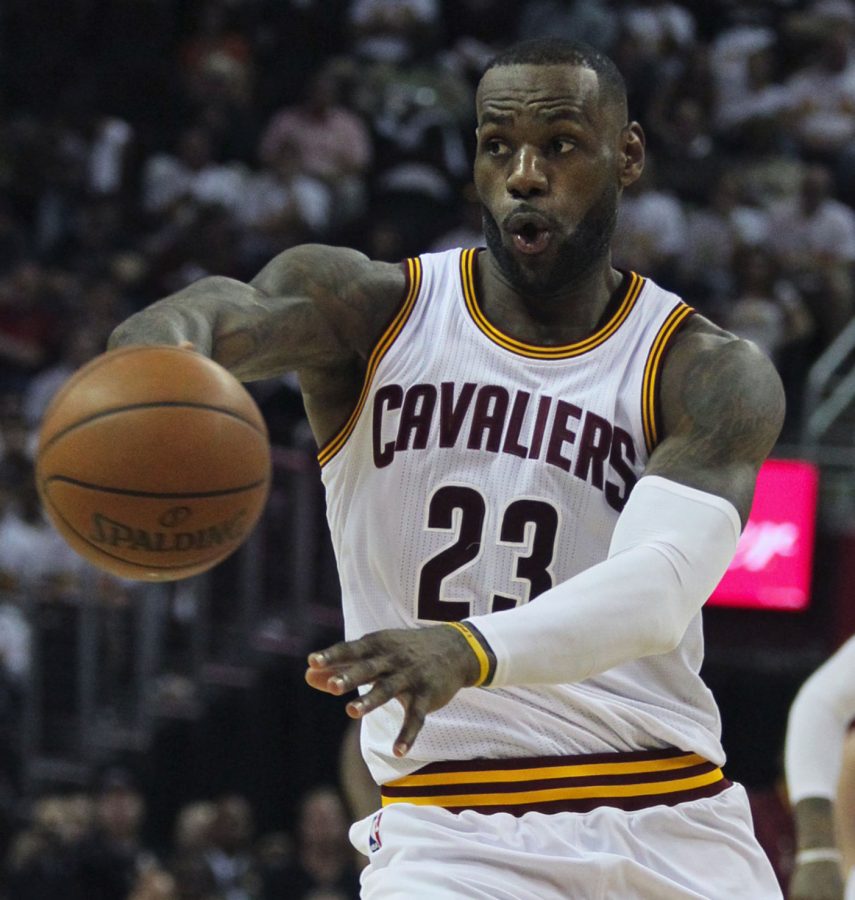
left=110, top=39, right=784, bottom=898
left=786, top=635, right=855, bottom=900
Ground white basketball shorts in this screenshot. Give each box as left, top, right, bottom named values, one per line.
left=350, top=784, right=782, bottom=899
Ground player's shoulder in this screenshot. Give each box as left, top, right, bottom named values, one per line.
left=667, top=312, right=779, bottom=382
left=660, top=312, right=786, bottom=447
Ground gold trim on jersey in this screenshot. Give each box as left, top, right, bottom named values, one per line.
left=317, top=257, right=423, bottom=468
left=641, top=302, right=695, bottom=454
left=380, top=748, right=730, bottom=815
left=459, top=248, right=645, bottom=359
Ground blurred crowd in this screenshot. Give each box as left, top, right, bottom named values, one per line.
left=1, top=0, right=855, bottom=440
left=1, top=0, right=855, bottom=895
left=2, top=770, right=362, bottom=900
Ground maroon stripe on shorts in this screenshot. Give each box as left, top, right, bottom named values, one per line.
left=380, top=749, right=731, bottom=816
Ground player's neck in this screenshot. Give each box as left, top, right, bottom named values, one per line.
left=476, top=251, right=626, bottom=347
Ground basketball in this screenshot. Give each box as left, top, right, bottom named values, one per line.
left=35, top=345, right=272, bottom=582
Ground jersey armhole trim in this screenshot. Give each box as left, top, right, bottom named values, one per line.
left=317, top=256, right=423, bottom=468
left=641, top=302, right=695, bottom=455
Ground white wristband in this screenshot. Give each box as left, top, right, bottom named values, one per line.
left=795, top=848, right=843, bottom=865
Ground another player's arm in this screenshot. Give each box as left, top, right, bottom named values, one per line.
left=785, top=637, right=855, bottom=900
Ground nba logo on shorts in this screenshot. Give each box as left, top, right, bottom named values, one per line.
left=368, top=811, right=383, bottom=852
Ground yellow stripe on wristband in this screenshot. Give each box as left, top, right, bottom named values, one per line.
left=445, top=622, right=490, bottom=687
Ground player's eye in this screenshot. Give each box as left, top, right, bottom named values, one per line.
left=484, top=139, right=509, bottom=157
left=551, top=137, right=576, bottom=154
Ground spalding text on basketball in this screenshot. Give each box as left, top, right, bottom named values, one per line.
left=89, top=510, right=248, bottom=552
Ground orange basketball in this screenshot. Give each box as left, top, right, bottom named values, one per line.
left=36, top=345, right=272, bottom=582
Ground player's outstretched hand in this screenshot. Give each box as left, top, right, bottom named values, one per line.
left=789, top=859, right=845, bottom=900
left=305, top=626, right=482, bottom=757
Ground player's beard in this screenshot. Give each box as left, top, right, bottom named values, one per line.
left=482, top=181, right=619, bottom=298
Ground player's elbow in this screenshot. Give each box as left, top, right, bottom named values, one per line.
left=650, top=613, right=688, bottom=655
left=644, top=554, right=702, bottom=655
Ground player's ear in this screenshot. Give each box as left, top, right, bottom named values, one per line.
left=618, top=122, right=645, bottom=188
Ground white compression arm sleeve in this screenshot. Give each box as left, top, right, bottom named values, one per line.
left=467, top=475, right=741, bottom=688
left=785, top=635, right=855, bottom=803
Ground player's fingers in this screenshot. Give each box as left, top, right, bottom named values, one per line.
left=305, top=656, right=387, bottom=695
left=304, top=666, right=342, bottom=693
left=394, top=695, right=430, bottom=757
left=307, top=635, right=376, bottom=669
left=346, top=673, right=410, bottom=717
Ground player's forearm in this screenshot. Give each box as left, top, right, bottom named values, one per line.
left=108, top=274, right=339, bottom=382
left=108, top=275, right=258, bottom=359
left=467, top=477, right=741, bottom=687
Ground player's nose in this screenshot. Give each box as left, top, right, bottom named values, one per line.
left=506, top=146, right=548, bottom=198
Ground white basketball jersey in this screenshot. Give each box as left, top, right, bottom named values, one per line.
left=319, top=248, right=724, bottom=786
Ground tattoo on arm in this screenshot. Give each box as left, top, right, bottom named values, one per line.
left=109, top=245, right=406, bottom=383
left=645, top=333, right=786, bottom=523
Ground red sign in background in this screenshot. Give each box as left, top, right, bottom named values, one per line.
left=709, top=459, right=820, bottom=611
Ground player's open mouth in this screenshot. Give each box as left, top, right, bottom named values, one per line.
left=506, top=212, right=554, bottom=255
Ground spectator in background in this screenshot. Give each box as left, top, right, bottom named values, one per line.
left=784, top=11, right=855, bottom=163
left=678, top=170, right=769, bottom=312
left=716, top=41, right=793, bottom=154
left=203, top=794, right=260, bottom=900
left=142, top=126, right=247, bottom=220
left=173, top=801, right=218, bottom=861
left=767, top=163, right=855, bottom=346
left=259, top=65, right=373, bottom=227
left=240, top=136, right=333, bottom=259
left=723, top=245, right=814, bottom=433
left=612, top=156, right=688, bottom=286
left=75, top=767, right=159, bottom=900
left=723, top=245, right=813, bottom=369
left=6, top=794, right=93, bottom=900
left=263, top=787, right=359, bottom=900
